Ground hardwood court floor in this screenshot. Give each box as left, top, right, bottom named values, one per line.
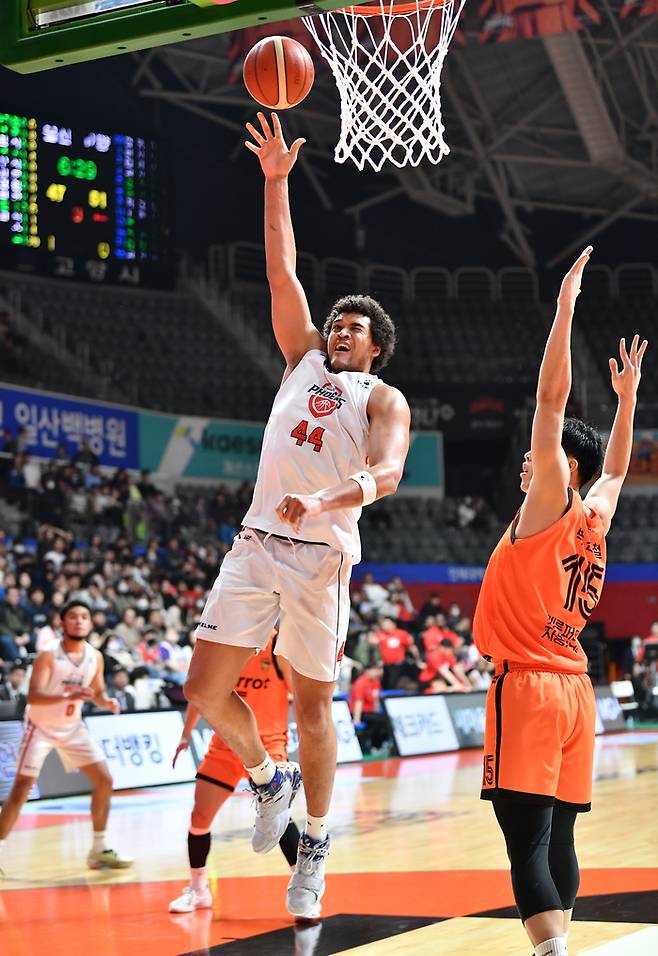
left=0, top=732, right=657, bottom=955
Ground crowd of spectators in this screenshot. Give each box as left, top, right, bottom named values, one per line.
left=0, top=489, right=243, bottom=717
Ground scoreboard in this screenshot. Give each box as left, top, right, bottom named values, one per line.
left=0, top=111, right=169, bottom=286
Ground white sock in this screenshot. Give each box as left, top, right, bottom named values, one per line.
left=535, top=938, right=568, bottom=956
left=92, top=831, right=106, bottom=854
left=305, top=815, right=328, bottom=842
left=0, top=839, right=5, bottom=853
left=190, top=866, right=207, bottom=891
left=245, top=754, right=276, bottom=787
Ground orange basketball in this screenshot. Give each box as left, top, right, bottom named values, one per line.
left=243, top=36, right=315, bottom=110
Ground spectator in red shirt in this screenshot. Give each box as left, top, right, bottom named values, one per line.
left=420, top=638, right=471, bottom=692
left=349, top=662, right=389, bottom=753
left=375, top=617, right=422, bottom=690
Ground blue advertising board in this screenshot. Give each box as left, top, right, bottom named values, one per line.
left=0, top=383, right=139, bottom=468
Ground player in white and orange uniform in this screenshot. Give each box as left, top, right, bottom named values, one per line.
left=0, top=601, right=133, bottom=870
left=184, top=112, right=411, bottom=919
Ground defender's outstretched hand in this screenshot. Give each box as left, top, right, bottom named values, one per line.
left=609, top=334, right=648, bottom=402
left=558, top=245, right=593, bottom=310
left=245, top=112, right=305, bottom=180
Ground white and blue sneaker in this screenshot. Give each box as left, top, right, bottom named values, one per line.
left=287, top=833, right=330, bottom=919
left=249, top=761, right=302, bottom=854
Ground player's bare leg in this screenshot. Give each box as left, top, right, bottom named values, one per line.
left=292, top=671, right=337, bottom=818
left=0, top=776, right=34, bottom=840
left=525, top=911, right=567, bottom=949
left=185, top=641, right=263, bottom=766
left=287, top=670, right=336, bottom=919
left=186, top=640, right=301, bottom=854
left=81, top=760, right=133, bottom=870
left=170, top=779, right=230, bottom=914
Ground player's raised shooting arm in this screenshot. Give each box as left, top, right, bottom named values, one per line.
left=245, top=112, right=324, bottom=368
left=586, top=335, right=648, bottom=535
left=517, top=248, right=592, bottom=532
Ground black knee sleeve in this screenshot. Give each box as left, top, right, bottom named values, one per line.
left=548, top=801, right=580, bottom=911
left=493, top=798, right=563, bottom=923
left=279, top=820, right=301, bottom=868
left=188, top=831, right=211, bottom=869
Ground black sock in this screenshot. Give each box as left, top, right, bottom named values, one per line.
left=188, top=831, right=211, bottom=869
left=279, top=820, right=300, bottom=868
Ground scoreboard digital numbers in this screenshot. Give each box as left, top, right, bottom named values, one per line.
left=0, top=111, right=169, bottom=286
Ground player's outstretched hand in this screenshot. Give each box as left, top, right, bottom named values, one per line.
left=609, top=334, right=648, bottom=402
left=557, top=245, right=593, bottom=311
left=276, top=493, right=323, bottom=534
left=173, top=737, right=190, bottom=769
left=245, top=112, right=305, bottom=180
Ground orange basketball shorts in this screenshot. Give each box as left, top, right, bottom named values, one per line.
left=196, top=733, right=288, bottom=791
left=481, top=665, right=596, bottom=811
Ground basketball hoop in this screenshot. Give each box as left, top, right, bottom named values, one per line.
left=303, top=0, right=465, bottom=172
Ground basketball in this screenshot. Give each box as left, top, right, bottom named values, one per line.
left=243, top=36, right=315, bottom=109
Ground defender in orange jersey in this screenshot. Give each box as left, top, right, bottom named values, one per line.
left=474, top=246, right=648, bottom=956
left=168, top=632, right=316, bottom=916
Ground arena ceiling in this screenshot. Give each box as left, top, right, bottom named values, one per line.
left=130, top=2, right=658, bottom=268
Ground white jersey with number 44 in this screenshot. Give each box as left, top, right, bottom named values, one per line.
left=243, top=349, right=380, bottom=560
left=26, top=640, right=98, bottom=739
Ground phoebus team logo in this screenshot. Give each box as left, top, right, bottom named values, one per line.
left=308, top=382, right=345, bottom=419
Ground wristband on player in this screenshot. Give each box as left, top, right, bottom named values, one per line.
left=349, top=470, right=378, bottom=506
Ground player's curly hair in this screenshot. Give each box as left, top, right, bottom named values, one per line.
left=562, top=417, right=604, bottom=488
left=322, top=294, right=397, bottom=374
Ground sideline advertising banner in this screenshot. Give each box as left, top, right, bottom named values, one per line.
left=444, top=692, right=487, bottom=749
left=0, top=383, right=138, bottom=467
left=383, top=694, right=460, bottom=757
left=594, top=685, right=626, bottom=734
left=0, top=380, right=444, bottom=491
left=0, top=720, right=40, bottom=800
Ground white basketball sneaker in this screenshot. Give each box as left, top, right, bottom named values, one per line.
left=287, top=833, right=330, bottom=919
left=168, top=884, right=213, bottom=913
left=86, top=848, right=133, bottom=869
left=249, top=761, right=302, bottom=854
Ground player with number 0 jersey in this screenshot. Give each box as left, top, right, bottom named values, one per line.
left=185, top=111, right=410, bottom=920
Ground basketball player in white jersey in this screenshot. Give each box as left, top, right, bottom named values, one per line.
left=0, top=601, right=133, bottom=871
left=185, top=112, right=411, bottom=918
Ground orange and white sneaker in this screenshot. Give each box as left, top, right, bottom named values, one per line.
left=168, top=884, right=213, bottom=913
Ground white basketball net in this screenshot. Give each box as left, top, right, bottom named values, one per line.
left=304, top=0, right=465, bottom=172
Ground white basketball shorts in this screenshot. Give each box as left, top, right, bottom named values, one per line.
left=194, top=528, right=353, bottom=682
left=15, top=720, right=104, bottom=778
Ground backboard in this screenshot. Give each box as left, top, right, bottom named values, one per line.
left=0, top=1, right=362, bottom=74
